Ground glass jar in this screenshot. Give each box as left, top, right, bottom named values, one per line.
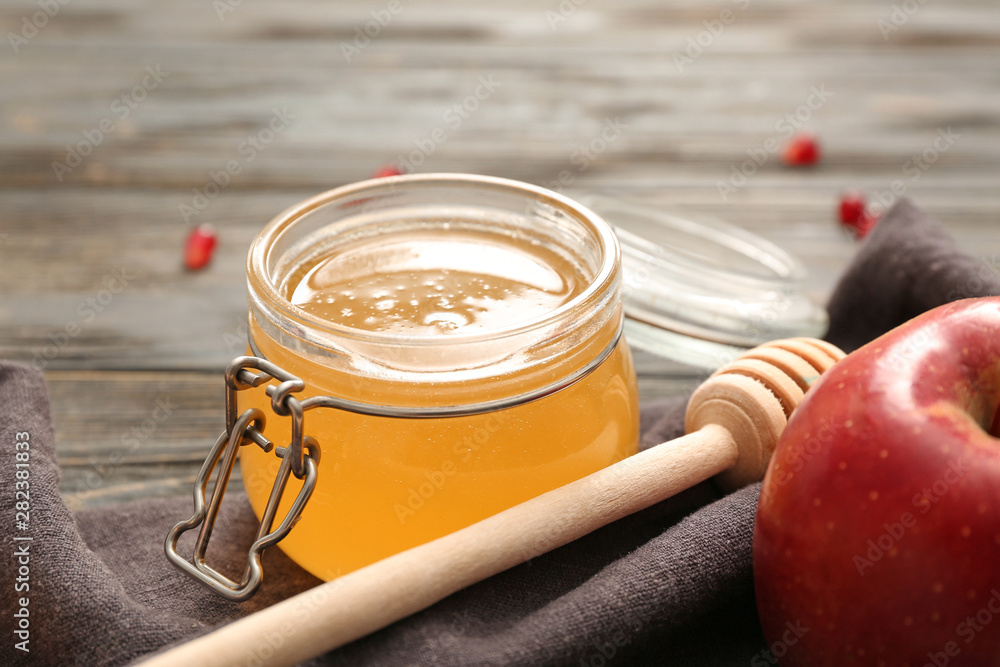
left=237, top=174, right=639, bottom=582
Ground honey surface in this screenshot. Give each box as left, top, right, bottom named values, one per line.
left=288, top=228, right=586, bottom=335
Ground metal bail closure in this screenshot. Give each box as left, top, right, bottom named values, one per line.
left=164, top=357, right=320, bottom=602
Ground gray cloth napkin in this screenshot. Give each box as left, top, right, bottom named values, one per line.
left=1, top=198, right=997, bottom=667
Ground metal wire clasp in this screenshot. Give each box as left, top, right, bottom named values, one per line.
left=164, top=356, right=321, bottom=602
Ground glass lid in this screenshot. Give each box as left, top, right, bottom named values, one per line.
left=575, top=195, right=829, bottom=369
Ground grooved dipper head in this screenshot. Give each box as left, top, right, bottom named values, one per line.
left=685, top=338, right=846, bottom=490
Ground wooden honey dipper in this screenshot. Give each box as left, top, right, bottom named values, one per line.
left=142, top=337, right=845, bottom=667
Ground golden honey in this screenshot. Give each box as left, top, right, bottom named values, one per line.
left=238, top=175, right=639, bottom=580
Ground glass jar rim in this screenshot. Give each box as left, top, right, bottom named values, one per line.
left=247, top=173, right=621, bottom=347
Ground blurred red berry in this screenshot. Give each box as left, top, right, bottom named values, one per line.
left=838, top=191, right=866, bottom=226
left=853, top=209, right=881, bottom=240
left=782, top=133, right=821, bottom=167
left=372, top=165, right=404, bottom=178
left=836, top=191, right=881, bottom=240
left=184, top=224, right=217, bottom=271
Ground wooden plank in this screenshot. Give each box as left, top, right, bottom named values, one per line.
left=2, top=0, right=997, bottom=509
left=2, top=187, right=999, bottom=370
left=2, top=1, right=999, bottom=190
left=46, top=370, right=225, bottom=508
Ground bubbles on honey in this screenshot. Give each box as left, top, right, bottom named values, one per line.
left=424, top=311, right=469, bottom=331
left=288, top=228, right=584, bottom=336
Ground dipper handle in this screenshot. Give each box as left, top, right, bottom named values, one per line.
left=140, top=337, right=844, bottom=667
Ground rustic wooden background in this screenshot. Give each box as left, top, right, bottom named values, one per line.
left=2, top=0, right=998, bottom=508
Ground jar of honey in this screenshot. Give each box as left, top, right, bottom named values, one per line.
left=226, top=173, right=639, bottom=586
left=165, top=174, right=826, bottom=600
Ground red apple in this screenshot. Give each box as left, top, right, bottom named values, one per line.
left=754, top=297, right=1000, bottom=666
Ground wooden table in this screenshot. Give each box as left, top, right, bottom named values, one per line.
left=2, top=0, right=999, bottom=509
